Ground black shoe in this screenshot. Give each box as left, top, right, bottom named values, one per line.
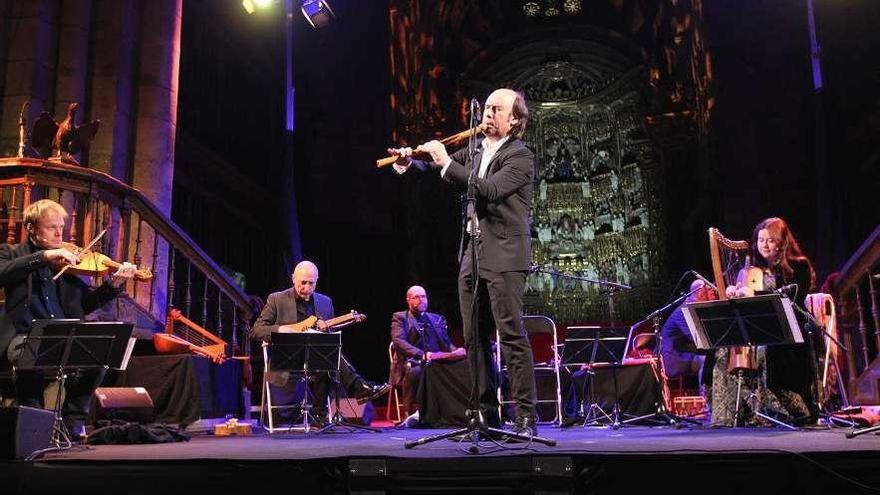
left=512, top=415, right=538, bottom=437
left=561, top=415, right=586, bottom=428
left=63, top=419, right=88, bottom=443
left=354, top=381, right=389, bottom=404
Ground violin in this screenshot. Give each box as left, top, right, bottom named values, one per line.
left=726, top=265, right=762, bottom=374
left=55, top=241, right=153, bottom=281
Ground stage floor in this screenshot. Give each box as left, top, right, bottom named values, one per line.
left=37, top=424, right=880, bottom=461
left=5, top=424, right=880, bottom=494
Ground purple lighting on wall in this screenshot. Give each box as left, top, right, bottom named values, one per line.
left=806, top=0, right=823, bottom=90
left=286, top=0, right=295, bottom=132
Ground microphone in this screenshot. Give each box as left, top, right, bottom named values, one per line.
left=775, top=283, right=799, bottom=296
left=689, top=270, right=718, bottom=291
left=471, top=98, right=481, bottom=122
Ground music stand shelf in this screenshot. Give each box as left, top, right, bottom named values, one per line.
left=682, top=294, right=804, bottom=429
left=561, top=326, right=628, bottom=427
left=682, top=294, right=804, bottom=351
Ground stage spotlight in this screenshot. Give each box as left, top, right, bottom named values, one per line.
left=242, top=0, right=276, bottom=15
left=301, top=0, right=335, bottom=29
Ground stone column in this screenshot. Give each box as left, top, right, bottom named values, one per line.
left=89, top=0, right=139, bottom=179
left=53, top=0, right=91, bottom=164
left=0, top=0, right=60, bottom=156
left=130, top=0, right=181, bottom=319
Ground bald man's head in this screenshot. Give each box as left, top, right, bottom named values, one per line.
left=687, top=278, right=718, bottom=303
left=406, top=285, right=428, bottom=314
left=292, top=261, right=319, bottom=300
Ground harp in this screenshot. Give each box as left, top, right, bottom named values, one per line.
left=154, top=308, right=228, bottom=364
left=708, top=227, right=751, bottom=293
left=708, top=227, right=757, bottom=373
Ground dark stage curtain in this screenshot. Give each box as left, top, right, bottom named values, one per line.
left=112, top=355, right=242, bottom=426
left=565, top=363, right=660, bottom=421
left=416, top=360, right=471, bottom=428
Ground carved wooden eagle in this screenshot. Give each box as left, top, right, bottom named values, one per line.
left=31, top=102, right=100, bottom=164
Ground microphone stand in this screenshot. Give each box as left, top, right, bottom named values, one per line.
left=530, top=264, right=631, bottom=325
left=406, top=99, right=555, bottom=452
left=615, top=288, right=704, bottom=427
left=530, top=264, right=637, bottom=427
left=779, top=292, right=854, bottom=429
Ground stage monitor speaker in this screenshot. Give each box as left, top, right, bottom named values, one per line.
left=330, top=399, right=374, bottom=426
left=93, top=387, right=155, bottom=424
left=0, top=406, right=54, bottom=459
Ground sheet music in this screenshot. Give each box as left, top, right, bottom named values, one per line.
left=681, top=307, right=709, bottom=349
left=118, top=337, right=138, bottom=370
left=780, top=298, right=804, bottom=344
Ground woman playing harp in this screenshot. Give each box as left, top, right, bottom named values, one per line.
left=710, top=217, right=818, bottom=427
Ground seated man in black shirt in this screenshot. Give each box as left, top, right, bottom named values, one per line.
left=390, top=285, right=465, bottom=416
left=249, top=261, right=388, bottom=424
left=0, top=199, right=137, bottom=439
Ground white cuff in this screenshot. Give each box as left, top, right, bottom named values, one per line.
left=439, top=158, right=453, bottom=177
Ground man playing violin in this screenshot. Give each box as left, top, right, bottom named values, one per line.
left=0, top=199, right=137, bottom=439
left=388, top=88, right=540, bottom=436
left=249, top=260, right=388, bottom=425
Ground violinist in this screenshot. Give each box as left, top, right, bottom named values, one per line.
left=0, top=199, right=137, bottom=439
left=711, top=217, right=817, bottom=427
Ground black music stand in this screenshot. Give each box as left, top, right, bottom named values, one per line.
left=16, top=319, right=134, bottom=452
left=264, top=331, right=340, bottom=433
left=561, top=326, right=626, bottom=426
left=563, top=327, right=653, bottom=429
left=683, top=293, right=803, bottom=429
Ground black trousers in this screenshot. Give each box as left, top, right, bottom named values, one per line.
left=15, top=368, right=105, bottom=430
left=402, top=363, right=423, bottom=415
left=270, top=354, right=364, bottom=418
left=7, top=336, right=104, bottom=431
left=459, top=266, right=536, bottom=419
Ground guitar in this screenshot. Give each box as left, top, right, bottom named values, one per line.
left=276, top=310, right=367, bottom=333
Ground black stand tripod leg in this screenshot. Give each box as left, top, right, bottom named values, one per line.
left=581, top=371, right=612, bottom=427
left=405, top=426, right=471, bottom=449
left=317, top=415, right=381, bottom=434
left=404, top=410, right=556, bottom=452
left=845, top=423, right=880, bottom=439
left=50, top=370, right=73, bottom=446
left=315, top=372, right=381, bottom=434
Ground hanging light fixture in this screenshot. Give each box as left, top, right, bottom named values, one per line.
left=523, top=2, right=541, bottom=16
left=520, top=0, right=582, bottom=17
left=563, top=0, right=582, bottom=14
left=301, top=0, right=335, bottom=29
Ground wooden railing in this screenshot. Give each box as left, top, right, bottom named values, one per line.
left=0, top=157, right=252, bottom=357
left=832, top=225, right=880, bottom=401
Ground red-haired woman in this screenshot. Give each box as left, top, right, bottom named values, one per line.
left=711, top=217, right=818, bottom=427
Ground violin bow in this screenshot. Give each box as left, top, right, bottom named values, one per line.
left=52, top=228, right=108, bottom=280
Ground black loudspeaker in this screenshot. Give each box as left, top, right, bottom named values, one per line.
left=93, top=387, right=155, bottom=424
left=330, top=399, right=374, bottom=425
left=0, top=406, right=54, bottom=459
